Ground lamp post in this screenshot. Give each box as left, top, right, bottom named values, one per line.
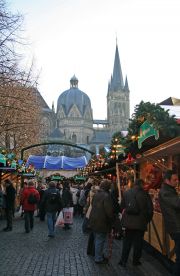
left=112, top=138, right=123, bottom=202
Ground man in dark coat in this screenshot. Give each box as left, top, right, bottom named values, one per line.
left=89, top=179, right=114, bottom=264
left=119, top=178, right=153, bottom=267
left=3, top=179, right=16, bottom=231
left=159, top=170, right=179, bottom=276
left=41, top=181, right=62, bottom=237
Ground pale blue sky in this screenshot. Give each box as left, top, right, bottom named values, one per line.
left=10, top=0, right=180, bottom=119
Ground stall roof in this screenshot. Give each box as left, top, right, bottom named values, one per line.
left=27, top=155, right=88, bottom=170
left=137, top=136, right=180, bottom=159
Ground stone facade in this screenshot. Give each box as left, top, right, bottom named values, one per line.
left=40, top=43, right=130, bottom=156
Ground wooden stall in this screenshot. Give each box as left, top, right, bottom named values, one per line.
left=136, top=136, right=180, bottom=261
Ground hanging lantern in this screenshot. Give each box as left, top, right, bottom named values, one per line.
left=125, top=153, right=135, bottom=165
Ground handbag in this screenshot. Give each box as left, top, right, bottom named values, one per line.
left=82, top=217, right=91, bottom=233
left=55, top=211, right=64, bottom=227
left=63, top=207, right=73, bottom=224
left=113, top=215, right=123, bottom=232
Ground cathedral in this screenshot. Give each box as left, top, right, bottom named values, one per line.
left=40, top=43, right=130, bottom=157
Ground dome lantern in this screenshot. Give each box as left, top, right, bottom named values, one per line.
left=70, top=75, right=78, bottom=88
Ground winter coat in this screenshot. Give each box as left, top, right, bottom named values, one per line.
left=89, top=189, right=114, bottom=233
left=85, top=185, right=99, bottom=219
left=159, top=183, right=180, bottom=235
left=41, top=188, right=62, bottom=213
left=4, top=184, right=16, bottom=210
left=70, top=187, right=79, bottom=205
left=120, top=185, right=153, bottom=231
left=0, top=191, right=6, bottom=208
left=21, top=186, right=40, bottom=211
left=62, top=188, right=73, bottom=208
left=111, top=188, right=120, bottom=214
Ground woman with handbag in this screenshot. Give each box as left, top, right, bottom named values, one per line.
left=61, top=182, right=73, bottom=230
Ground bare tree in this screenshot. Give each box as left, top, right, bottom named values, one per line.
left=0, top=0, right=43, bottom=157
left=0, top=0, right=24, bottom=83
left=0, top=84, right=42, bottom=152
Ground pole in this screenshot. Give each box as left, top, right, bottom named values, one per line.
left=116, top=162, right=121, bottom=202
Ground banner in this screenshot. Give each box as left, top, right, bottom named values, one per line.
left=138, top=121, right=159, bottom=149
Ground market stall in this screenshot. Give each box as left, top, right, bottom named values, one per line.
left=26, top=155, right=88, bottom=179
left=136, top=136, right=180, bottom=261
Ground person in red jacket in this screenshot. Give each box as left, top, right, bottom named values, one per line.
left=21, top=180, right=40, bottom=233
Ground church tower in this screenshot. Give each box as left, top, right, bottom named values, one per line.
left=107, top=43, right=130, bottom=136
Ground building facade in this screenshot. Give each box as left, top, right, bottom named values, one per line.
left=40, top=43, right=130, bottom=156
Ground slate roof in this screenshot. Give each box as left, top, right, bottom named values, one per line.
left=159, top=97, right=180, bottom=106
left=90, top=130, right=111, bottom=144
left=49, top=128, right=64, bottom=138
left=57, top=76, right=92, bottom=115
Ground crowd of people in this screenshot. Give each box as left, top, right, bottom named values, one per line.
left=0, top=170, right=179, bottom=275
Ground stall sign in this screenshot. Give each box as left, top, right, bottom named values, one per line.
left=138, top=120, right=159, bottom=149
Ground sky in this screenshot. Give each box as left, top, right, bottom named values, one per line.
left=10, top=0, right=180, bottom=119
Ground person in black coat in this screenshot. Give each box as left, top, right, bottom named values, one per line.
left=89, top=179, right=114, bottom=264
left=41, top=181, right=62, bottom=237
left=119, top=178, right=153, bottom=267
left=3, top=179, right=16, bottom=231
left=159, top=170, right=180, bottom=276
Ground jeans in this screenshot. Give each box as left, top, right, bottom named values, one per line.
left=24, top=211, right=34, bottom=232
left=121, top=229, right=144, bottom=264
left=171, top=233, right=180, bottom=276
left=94, top=232, right=107, bottom=262
left=46, top=212, right=57, bottom=236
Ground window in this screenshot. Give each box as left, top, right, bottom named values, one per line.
left=72, top=133, right=77, bottom=143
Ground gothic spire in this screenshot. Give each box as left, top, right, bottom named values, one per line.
left=112, top=43, right=124, bottom=91
left=124, top=75, right=129, bottom=92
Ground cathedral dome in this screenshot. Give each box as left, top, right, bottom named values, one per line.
left=57, top=75, right=92, bottom=116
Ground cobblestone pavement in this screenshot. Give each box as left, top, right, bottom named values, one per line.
left=0, top=213, right=171, bottom=276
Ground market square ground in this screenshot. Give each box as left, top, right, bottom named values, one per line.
left=0, top=213, right=172, bottom=276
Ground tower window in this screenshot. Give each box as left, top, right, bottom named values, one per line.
left=72, top=133, right=77, bottom=143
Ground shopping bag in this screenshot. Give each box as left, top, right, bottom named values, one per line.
left=63, top=207, right=73, bottom=224
left=18, top=205, right=22, bottom=214
left=55, top=211, right=64, bottom=227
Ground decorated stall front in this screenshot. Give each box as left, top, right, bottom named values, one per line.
left=137, top=136, right=180, bottom=261
left=114, top=119, right=180, bottom=263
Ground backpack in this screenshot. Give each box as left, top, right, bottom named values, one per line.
left=78, top=190, right=87, bottom=207
left=28, top=193, right=38, bottom=204
left=125, top=191, right=140, bottom=215
left=47, top=192, right=59, bottom=205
